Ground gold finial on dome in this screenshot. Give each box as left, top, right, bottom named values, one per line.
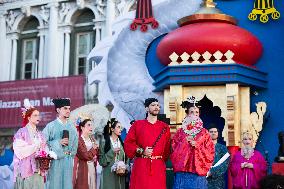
left=203, top=0, right=216, bottom=8
left=195, top=0, right=221, bottom=14
left=178, top=0, right=237, bottom=26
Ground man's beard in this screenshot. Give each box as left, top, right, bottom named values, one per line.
left=63, top=114, right=70, bottom=119
left=149, top=110, right=159, bottom=116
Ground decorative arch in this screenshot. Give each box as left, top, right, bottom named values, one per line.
left=65, top=6, right=98, bottom=25
left=84, top=5, right=99, bottom=19
left=65, top=7, right=79, bottom=25
left=12, top=13, right=43, bottom=31
left=12, top=13, right=25, bottom=31
left=31, top=13, right=44, bottom=28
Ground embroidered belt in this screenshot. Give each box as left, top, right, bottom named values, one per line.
left=141, top=155, right=163, bottom=160
left=141, top=155, right=163, bottom=175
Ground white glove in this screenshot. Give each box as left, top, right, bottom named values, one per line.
left=48, top=151, right=58, bottom=160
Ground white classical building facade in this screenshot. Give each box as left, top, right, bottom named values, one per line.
left=0, top=0, right=135, bottom=82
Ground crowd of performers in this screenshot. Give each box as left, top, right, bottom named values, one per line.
left=11, top=96, right=281, bottom=189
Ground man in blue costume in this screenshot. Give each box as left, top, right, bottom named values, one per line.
left=207, top=125, right=230, bottom=189
left=43, top=98, right=78, bottom=189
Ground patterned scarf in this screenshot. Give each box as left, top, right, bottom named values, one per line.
left=182, top=115, right=203, bottom=139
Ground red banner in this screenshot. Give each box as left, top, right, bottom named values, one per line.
left=0, top=75, right=85, bottom=128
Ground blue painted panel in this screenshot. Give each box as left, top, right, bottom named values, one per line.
left=216, top=0, right=284, bottom=171
left=153, top=64, right=268, bottom=91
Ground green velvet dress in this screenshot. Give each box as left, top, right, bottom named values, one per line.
left=99, top=138, right=126, bottom=189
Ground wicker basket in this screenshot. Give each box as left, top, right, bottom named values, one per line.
left=116, top=166, right=126, bottom=176
left=35, top=156, right=53, bottom=171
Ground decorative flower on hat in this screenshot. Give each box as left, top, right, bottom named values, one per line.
left=21, top=99, right=34, bottom=118
left=76, top=117, right=82, bottom=126
left=75, top=113, right=92, bottom=126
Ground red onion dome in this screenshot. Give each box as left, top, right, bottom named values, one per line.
left=156, top=2, right=263, bottom=66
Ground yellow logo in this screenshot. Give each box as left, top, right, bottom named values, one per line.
left=248, top=0, right=280, bottom=23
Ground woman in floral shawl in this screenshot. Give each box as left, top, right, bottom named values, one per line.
left=171, top=111, right=215, bottom=189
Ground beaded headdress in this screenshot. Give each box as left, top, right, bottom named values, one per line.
left=181, top=96, right=200, bottom=109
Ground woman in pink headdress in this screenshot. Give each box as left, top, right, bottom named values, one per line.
left=13, top=99, right=46, bottom=189
left=230, top=131, right=267, bottom=189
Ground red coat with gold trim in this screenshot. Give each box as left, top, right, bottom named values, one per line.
left=171, top=128, right=215, bottom=176
left=124, top=120, right=171, bottom=189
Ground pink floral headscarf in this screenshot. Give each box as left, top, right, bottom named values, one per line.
left=181, top=115, right=203, bottom=139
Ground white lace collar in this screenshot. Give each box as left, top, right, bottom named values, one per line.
left=110, top=136, right=120, bottom=149
left=81, top=134, right=93, bottom=147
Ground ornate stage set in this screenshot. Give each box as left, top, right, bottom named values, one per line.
left=87, top=0, right=284, bottom=187
left=138, top=0, right=270, bottom=154
left=155, top=0, right=267, bottom=147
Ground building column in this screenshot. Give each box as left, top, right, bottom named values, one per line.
left=105, top=0, right=115, bottom=36
left=96, top=26, right=101, bottom=44
left=10, top=33, right=19, bottom=81
left=0, top=11, right=8, bottom=81
left=37, top=30, right=45, bottom=78
left=63, top=28, right=71, bottom=76
left=93, top=18, right=104, bottom=44
left=47, top=2, right=59, bottom=77
left=93, top=23, right=102, bottom=45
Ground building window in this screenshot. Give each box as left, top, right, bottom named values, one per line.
left=70, top=8, right=96, bottom=76
left=75, top=32, right=93, bottom=75
left=22, top=38, right=38, bottom=79
left=16, top=16, right=39, bottom=80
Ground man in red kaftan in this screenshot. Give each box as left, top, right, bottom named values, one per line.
left=124, top=98, right=171, bottom=189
